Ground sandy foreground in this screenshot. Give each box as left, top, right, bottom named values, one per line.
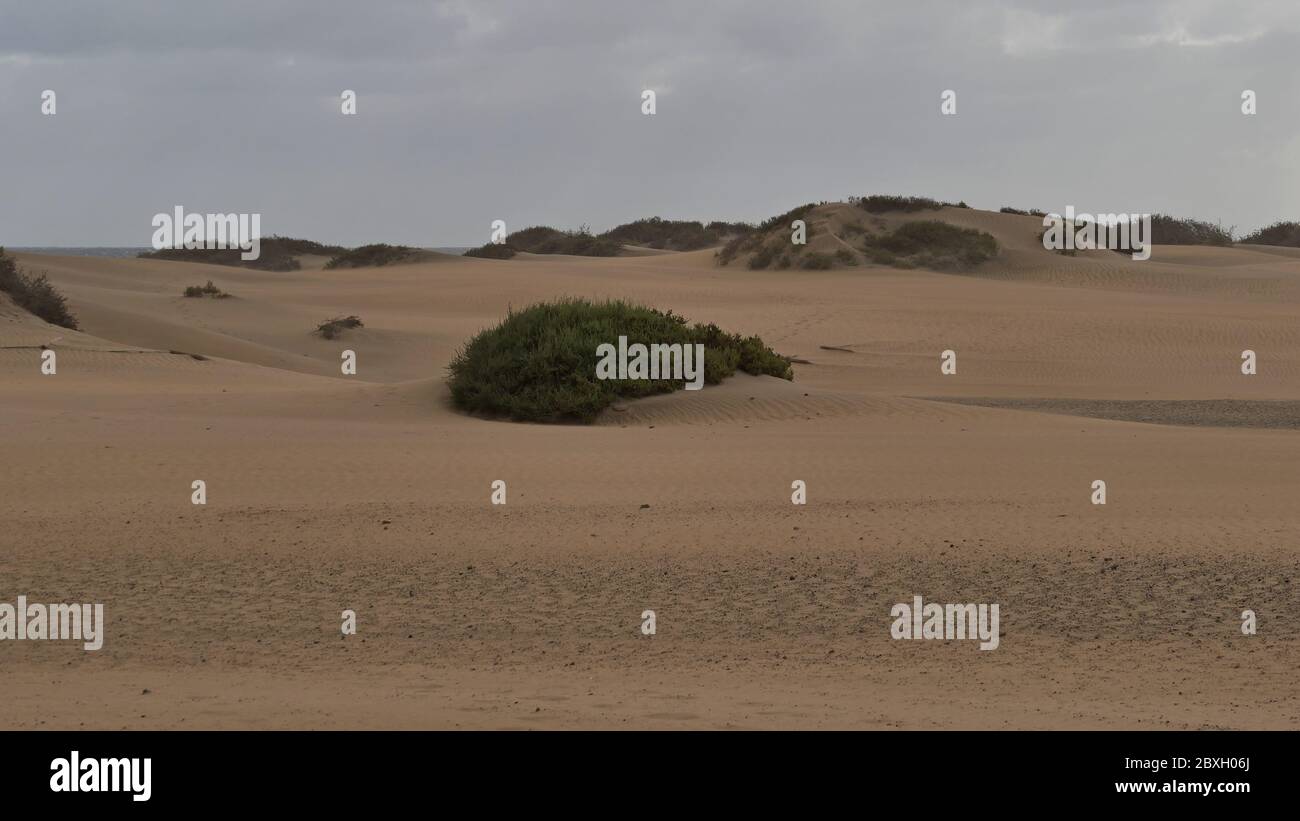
left=3, top=209, right=1299, bottom=729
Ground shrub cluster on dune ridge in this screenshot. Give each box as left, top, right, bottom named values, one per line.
left=600, top=217, right=750, bottom=251
left=999, top=206, right=1047, bottom=217
left=507, top=225, right=623, bottom=256
left=856, top=194, right=945, bottom=214
left=447, top=298, right=792, bottom=423
left=464, top=218, right=755, bottom=259
left=324, top=243, right=422, bottom=269
left=463, top=242, right=517, bottom=259
left=1239, top=221, right=1300, bottom=247
left=139, top=236, right=345, bottom=271
left=1148, top=214, right=1234, bottom=246
left=863, top=220, right=999, bottom=270
left=0, top=247, right=79, bottom=329
left=717, top=203, right=820, bottom=266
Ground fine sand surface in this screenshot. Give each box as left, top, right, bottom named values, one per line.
left=4, top=208, right=1300, bottom=729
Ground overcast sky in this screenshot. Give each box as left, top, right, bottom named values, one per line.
left=2, top=0, right=1298, bottom=246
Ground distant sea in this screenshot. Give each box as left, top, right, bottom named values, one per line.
left=8, top=246, right=475, bottom=258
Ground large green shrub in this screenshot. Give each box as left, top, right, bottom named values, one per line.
left=447, top=298, right=792, bottom=423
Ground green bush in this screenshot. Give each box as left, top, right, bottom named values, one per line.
left=0, top=248, right=79, bottom=329
left=463, top=243, right=517, bottom=259
left=447, top=298, right=792, bottom=423
left=833, top=248, right=857, bottom=265
left=503, top=226, right=622, bottom=257
left=182, top=280, right=229, bottom=298
left=599, top=217, right=741, bottom=251
left=863, top=220, right=998, bottom=269
left=138, top=236, right=341, bottom=271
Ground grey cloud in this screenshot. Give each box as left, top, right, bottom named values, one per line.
left=1, top=0, right=1297, bottom=246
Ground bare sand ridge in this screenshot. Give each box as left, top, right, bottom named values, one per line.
left=3, top=205, right=1299, bottom=728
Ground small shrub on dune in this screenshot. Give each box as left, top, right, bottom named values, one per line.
left=447, top=298, right=792, bottom=423
left=463, top=243, right=517, bottom=259
left=0, top=248, right=80, bottom=329
left=182, top=280, right=229, bottom=298
left=316, top=315, right=363, bottom=339
left=833, top=248, right=858, bottom=265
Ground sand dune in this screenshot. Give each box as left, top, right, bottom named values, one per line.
left=5, top=205, right=1300, bottom=729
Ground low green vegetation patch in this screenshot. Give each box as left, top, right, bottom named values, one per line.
left=447, top=298, right=792, bottom=423
left=756, top=203, right=819, bottom=232
left=999, top=206, right=1047, bottom=217
left=1149, top=214, right=1233, bottom=246
left=463, top=242, right=517, bottom=259
left=139, top=236, right=344, bottom=272
left=315, top=315, right=363, bottom=339
left=325, top=244, right=421, bottom=269
left=601, top=217, right=746, bottom=251
left=182, top=280, right=230, bottom=298
left=1239, top=221, right=1300, bottom=247
left=262, top=236, right=347, bottom=257
left=0, top=247, right=79, bottom=329
left=863, top=220, right=999, bottom=270
left=505, top=226, right=623, bottom=257
left=465, top=218, right=754, bottom=259
left=857, top=194, right=944, bottom=214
